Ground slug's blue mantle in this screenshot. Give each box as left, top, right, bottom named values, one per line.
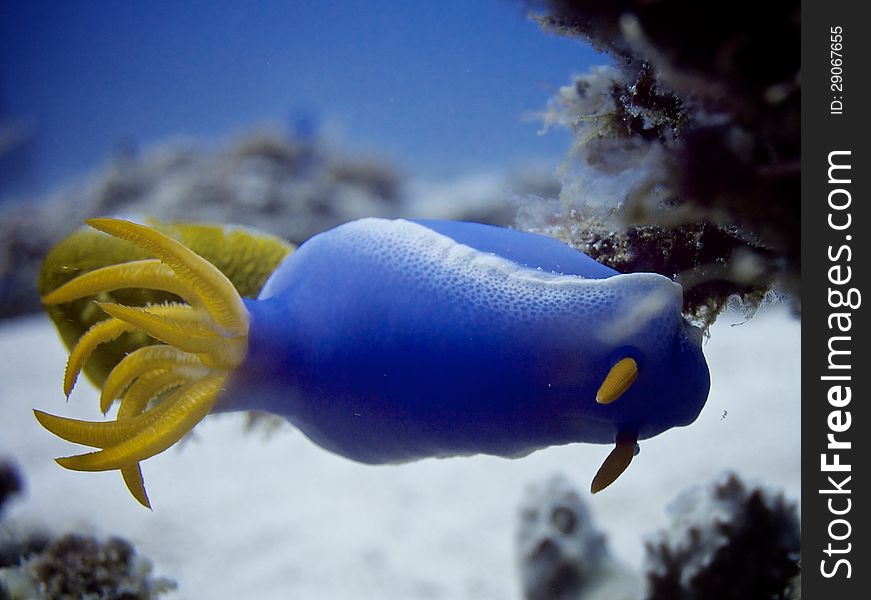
left=230, top=218, right=709, bottom=463
left=38, top=217, right=710, bottom=505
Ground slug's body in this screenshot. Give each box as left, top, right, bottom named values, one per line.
left=37, top=217, right=710, bottom=507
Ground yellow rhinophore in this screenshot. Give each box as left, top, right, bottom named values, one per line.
left=595, top=357, right=638, bottom=405
left=38, top=219, right=292, bottom=507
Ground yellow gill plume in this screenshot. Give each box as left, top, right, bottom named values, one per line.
left=38, top=218, right=251, bottom=508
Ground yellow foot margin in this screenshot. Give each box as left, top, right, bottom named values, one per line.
left=37, top=218, right=290, bottom=508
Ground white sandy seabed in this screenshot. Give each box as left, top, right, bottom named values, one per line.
left=0, top=307, right=799, bottom=599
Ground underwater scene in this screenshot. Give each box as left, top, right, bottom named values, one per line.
left=1, top=1, right=800, bottom=598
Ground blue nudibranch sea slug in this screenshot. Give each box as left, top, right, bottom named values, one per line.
left=37, top=217, right=710, bottom=507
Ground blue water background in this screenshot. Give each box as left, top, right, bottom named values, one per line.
left=0, top=0, right=601, bottom=199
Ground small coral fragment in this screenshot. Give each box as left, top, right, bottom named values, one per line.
left=517, top=475, right=640, bottom=600
left=0, top=533, right=175, bottom=599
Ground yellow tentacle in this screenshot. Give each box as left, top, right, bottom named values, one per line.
left=118, top=368, right=191, bottom=510
left=63, top=303, right=199, bottom=398
left=86, top=219, right=248, bottom=336
left=41, top=260, right=190, bottom=306
left=56, top=373, right=227, bottom=472
left=33, top=382, right=209, bottom=448
left=64, top=318, right=136, bottom=397
left=34, top=380, right=201, bottom=448
left=96, top=302, right=225, bottom=356
left=99, top=345, right=204, bottom=414
left=117, top=370, right=189, bottom=419
left=121, top=465, right=151, bottom=509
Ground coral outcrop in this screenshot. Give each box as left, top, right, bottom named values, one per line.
left=524, top=0, right=799, bottom=326
left=516, top=473, right=800, bottom=600
left=517, top=475, right=640, bottom=600
left=0, top=458, right=175, bottom=599
left=644, top=473, right=800, bottom=600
